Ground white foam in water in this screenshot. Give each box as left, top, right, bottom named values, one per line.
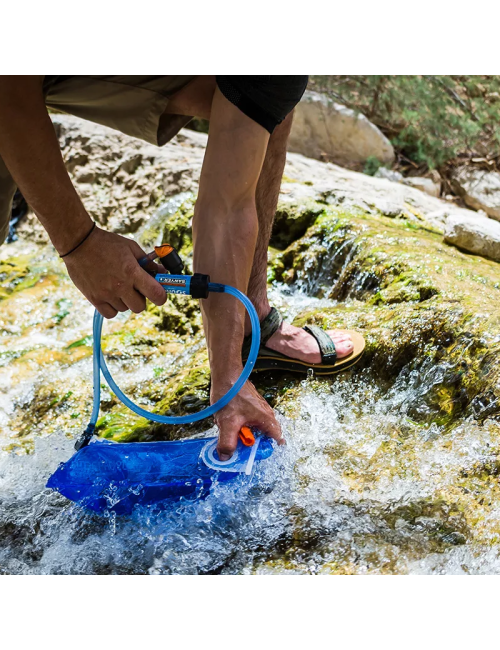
left=2, top=374, right=500, bottom=575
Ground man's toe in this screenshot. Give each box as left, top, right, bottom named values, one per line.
left=327, top=331, right=354, bottom=359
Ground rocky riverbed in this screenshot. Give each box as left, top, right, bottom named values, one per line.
left=1, top=116, right=500, bottom=574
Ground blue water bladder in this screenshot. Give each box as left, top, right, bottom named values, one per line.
left=47, top=435, right=274, bottom=514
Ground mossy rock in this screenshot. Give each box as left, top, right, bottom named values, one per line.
left=270, top=202, right=325, bottom=250
left=161, top=199, right=195, bottom=270
left=269, top=204, right=500, bottom=426
left=0, top=255, right=43, bottom=300
left=148, top=294, right=202, bottom=336
left=3, top=200, right=500, bottom=471
left=96, top=351, right=210, bottom=442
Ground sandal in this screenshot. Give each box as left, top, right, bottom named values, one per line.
left=242, top=307, right=365, bottom=375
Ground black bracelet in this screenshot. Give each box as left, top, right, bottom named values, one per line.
left=60, top=222, right=96, bottom=259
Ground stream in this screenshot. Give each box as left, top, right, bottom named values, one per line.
left=1, top=201, right=500, bottom=575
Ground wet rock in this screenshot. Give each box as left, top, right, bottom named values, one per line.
left=96, top=350, right=210, bottom=442
left=161, top=199, right=195, bottom=262
left=444, top=213, right=500, bottom=262
left=451, top=168, right=500, bottom=220
left=288, top=91, right=395, bottom=169
left=271, top=203, right=324, bottom=250
left=3, top=117, right=500, bottom=575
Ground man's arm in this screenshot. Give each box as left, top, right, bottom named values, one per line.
left=193, top=88, right=283, bottom=458
left=0, top=76, right=166, bottom=317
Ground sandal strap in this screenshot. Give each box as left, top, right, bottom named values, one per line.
left=303, top=325, right=337, bottom=364
left=242, top=306, right=283, bottom=358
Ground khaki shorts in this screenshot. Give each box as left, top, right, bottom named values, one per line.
left=0, top=75, right=197, bottom=245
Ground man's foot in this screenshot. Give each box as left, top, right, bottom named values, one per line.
left=264, top=320, right=353, bottom=364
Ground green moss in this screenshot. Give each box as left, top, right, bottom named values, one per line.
left=0, top=256, right=40, bottom=300
left=270, top=205, right=500, bottom=307
left=66, top=335, right=93, bottom=350
left=149, top=294, right=202, bottom=336
left=270, top=203, right=325, bottom=250
left=380, top=498, right=469, bottom=547
left=96, top=352, right=211, bottom=442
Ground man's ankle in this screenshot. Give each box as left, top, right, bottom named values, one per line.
left=244, top=299, right=271, bottom=335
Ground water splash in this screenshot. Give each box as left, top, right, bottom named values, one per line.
left=2, top=370, right=500, bottom=574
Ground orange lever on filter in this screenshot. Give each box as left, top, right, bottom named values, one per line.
left=239, top=426, right=255, bottom=447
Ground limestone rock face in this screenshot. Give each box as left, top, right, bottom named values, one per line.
left=451, top=168, right=500, bottom=220
left=49, top=114, right=205, bottom=234
left=18, top=114, right=499, bottom=257
left=282, top=153, right=472, bottom=230
left=288, top=91, right=395, bottom=169
left=17, top=114, right=472, bottom=238
left=444, top=212, right=500, bottom=262
left=404, top=176, right=441, bottom=198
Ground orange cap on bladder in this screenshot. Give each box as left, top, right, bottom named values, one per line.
left=239, top=426, right=255, bottom=447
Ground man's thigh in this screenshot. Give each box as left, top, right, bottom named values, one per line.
left=43, top=75, right=197, bottom=146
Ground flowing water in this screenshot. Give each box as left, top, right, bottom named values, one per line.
left=2, top=364, right=500, bottom=574
left=1, top=213, right=500, bottom=574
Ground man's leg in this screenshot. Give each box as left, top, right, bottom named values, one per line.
left=247, top=112, right=354, bottom=363
left=0, top=155, right=17, bottom=245
left=246, top=114, right=293, bottom=318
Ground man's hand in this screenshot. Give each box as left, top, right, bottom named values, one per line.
left=213, top=381, right=284, bottom=460
left=63, top=226, right=166, bottom=318
left=0, top=78, right=166, bottom=319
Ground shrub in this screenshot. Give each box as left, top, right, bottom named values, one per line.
left=310, top=76, right=500, bottom=171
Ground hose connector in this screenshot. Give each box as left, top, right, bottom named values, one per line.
left=190, top=273, right=210, bottom=299
left=74, top=423, right=96, bottom=451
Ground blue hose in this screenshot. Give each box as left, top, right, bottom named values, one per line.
left=88, top=283, right=260, bottom=429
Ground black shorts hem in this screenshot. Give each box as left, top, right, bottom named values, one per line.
left=216, top=77, right=280, bottom=133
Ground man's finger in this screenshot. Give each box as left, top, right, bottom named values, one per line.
left=95, top=303, right=118, bottom=319
left=130, top=241, right=167, bottom=276
left=144, top=260, right=166, bottom=275
left=134, top=267, right=167, bottom=306
left=217, top=425, right=239, bottom=461
left=110, top=298, right=128, bottom=313
left=264, top=420, right=285, bottom=445
left=122, top=289, right=147, bottom=314
left=251, top=414, right=285, bottom=446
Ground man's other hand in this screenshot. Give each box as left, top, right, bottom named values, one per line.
left=63, top=226, right=167, bottom=318
left=213, top=380, right=284, bottom=460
